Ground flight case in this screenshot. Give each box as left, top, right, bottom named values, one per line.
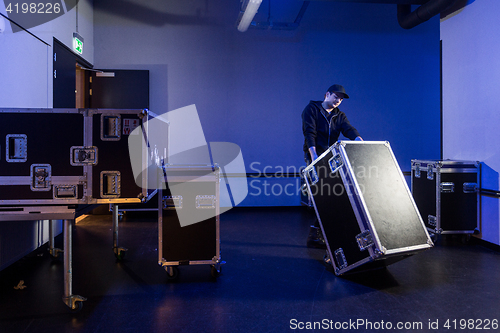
left=0, top=107, right=156, bottom=311
left=0, top=108, right=154, bottom=205
left=302, top=141, right=433, bottom=276
left=411, top=159, right=480, bottom=235
left=158, top=164, right=222, bottom=279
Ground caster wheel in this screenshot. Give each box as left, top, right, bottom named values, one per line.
left=323, top=253, right=331, bottom=265
left=49, top=248, right=63, bottom=259
left=115, top=250, right=126, bottom=261
left=70, top=301, right=83, bottom=313
left=430, top=233, right=440, bottom=244
left=114, top=247, right=127, bottom=261
left=166, top=266, right=179, bottom=280
left=210, top=265, right=221, bottom=278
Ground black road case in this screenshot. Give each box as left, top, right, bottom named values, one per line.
left=0, top=108, right=154, bottom=205
left=411, top=159, right=480, bottom=235
left=303, top=141, right=433, bottom=276
left=158, top=164, right=222, bottom=279
left=0, top=109, right=85, bottom=204
left=0, top=107, right=157, bottom=311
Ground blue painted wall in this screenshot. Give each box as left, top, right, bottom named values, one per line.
left=98, top=0, right=441, bottom=206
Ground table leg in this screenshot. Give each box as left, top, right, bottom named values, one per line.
left=62, top=219, right=86, bottom=311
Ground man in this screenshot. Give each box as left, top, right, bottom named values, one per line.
left=302, top=84, right=362, bottom=248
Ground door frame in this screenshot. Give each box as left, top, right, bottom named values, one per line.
left=53, top=38, right=92, bottom=108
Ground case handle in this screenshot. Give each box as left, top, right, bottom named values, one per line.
left=463, top=183, right=478, bottom=193
left=305, top=166, right=319, bottom=186
left=328, top=154, right=343, bottom=174
left=440, top=182, right=455, bottom=193
left=163, top=195, right=182, bottom=210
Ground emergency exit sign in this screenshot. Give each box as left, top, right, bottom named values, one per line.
left=73, top=32, right=83, bottom=54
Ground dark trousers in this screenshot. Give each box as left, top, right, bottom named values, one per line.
left=304, top=154, right=320, bottom=228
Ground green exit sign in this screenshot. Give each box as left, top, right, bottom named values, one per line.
left=73, top=33, right=84, bottom=54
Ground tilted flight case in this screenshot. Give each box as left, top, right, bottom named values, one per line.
left=411, top=159, right=480, bottom=235
left=303, top=141, right=433, bottom=276
left=158, top=164, right=222, bottom=279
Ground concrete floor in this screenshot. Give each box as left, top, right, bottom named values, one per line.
left=1, top=207, right=499, bottom=333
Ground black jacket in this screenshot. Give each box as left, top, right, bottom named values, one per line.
left=302, top=100, right=360, bottom=156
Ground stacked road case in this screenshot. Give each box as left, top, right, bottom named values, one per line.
left=411, top=159, right=480, bottom=235
left=302, top=141, right=433, bottom=276
left=0, top=108, right=155, bottom=205
left=158, top=164, right=222, bottom=279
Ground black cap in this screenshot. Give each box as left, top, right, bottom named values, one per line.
left=327, top=84, right=349, bottom=99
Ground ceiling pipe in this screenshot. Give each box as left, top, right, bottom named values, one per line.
left=397, top=0, right=457, bottom=29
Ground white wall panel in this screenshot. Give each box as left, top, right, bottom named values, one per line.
left=441, top=0, right=500, bottom=244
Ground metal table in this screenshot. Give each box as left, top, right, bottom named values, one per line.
left=0, top=205, right=86, bottom=311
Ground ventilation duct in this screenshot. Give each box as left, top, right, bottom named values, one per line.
left=253, top=1, right=310, bottom=30
left=397, top=0, right=458, bottom=29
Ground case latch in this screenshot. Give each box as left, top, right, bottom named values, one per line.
left=6, top=134, right=27, bottom=162
left=440, top=182, right=455, bottom=193
left=71, top=146, right=98, bottom=166
left=356, top=230, right=374, bottom=251
left=163, top=195, right=183, bottom=210
left=31, top=164, right=52, bottom=191
left=427, top=164, right=435, bottom=180
left=414, top=163, right=421, bottom=178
